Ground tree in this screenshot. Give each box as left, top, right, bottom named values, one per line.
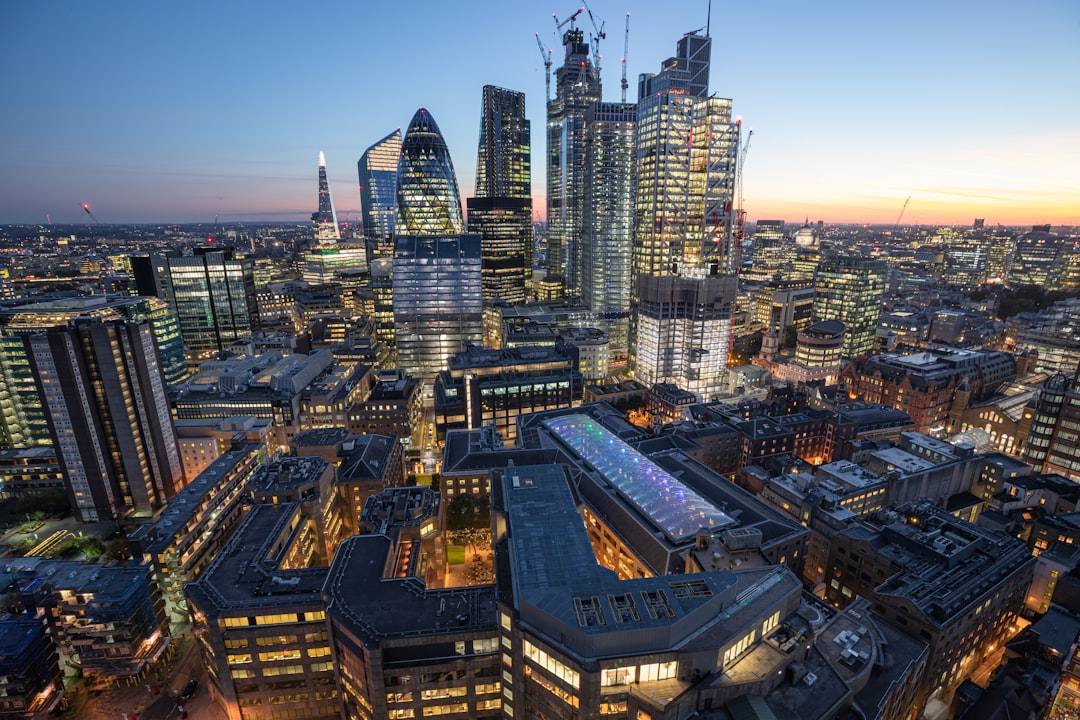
left=783, top=325, right=798, bottom=349
left=446, top=493, right=491, bottom=531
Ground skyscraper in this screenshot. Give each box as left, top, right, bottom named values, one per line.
left=546, top=26, right=602, bottom=297
left=0, top=296, right=185, bottom=449
left=629, top=32, right=741, bottom=400
left=467, top=85, right=532, bottom=304
left=358, top=128, right=402, bottom=257
left=811, top=253, right=887, bottom=358
left=313, top=151, right=340, bottom=245
left=150, top=247, right=259, bottom=358
left=581, top=101, right=636, bottom=359
left=394, top=108, right=483, bottom=377
left=395, top=109, right=464, bottom=237
left=25, top=318, right=182, bottom=522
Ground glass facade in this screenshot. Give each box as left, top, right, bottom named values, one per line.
left=162, top=248, right=259, bottom=356
left=396, top=109, right=464, bottom=237
left=546, top=28, right=602, bottom=294
left=358, top=129, right=402, bottom=244
left=629, top=34, right=740, bottom=400
left=811, top=253, right=887, bottom=358
left=468, top=85, right=532, bottom=303
left=581, top=102, right=636, bottom=357
left=314, top=150, right=341, bottom=244
left=393, top=236, right=483, bottom=378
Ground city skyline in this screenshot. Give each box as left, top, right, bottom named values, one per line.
left=1, top=0, right=1077, bottom=227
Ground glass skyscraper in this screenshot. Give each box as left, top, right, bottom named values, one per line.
left=158, top=247, right=259, bottom=357
left=358, top=129, right=402, bottom=259
left=395, top=109, right=464, bottom=237
left=393, top=236, right=483, bottom=378
left=811, top=252, right=887, bottom=358
left=314, top=150, right=341, bottom=244
left=467, top=85, right=532, bottom=304
left=581, top=101, right=636, bottom=359
left=394, top=108, right=483, bottom=377
left=630, top=33, right=741, bottom=400
left=546, top=27, right=602, bottom=297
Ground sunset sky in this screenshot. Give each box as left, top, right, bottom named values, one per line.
left=1, top=0, right=1077, bottom=227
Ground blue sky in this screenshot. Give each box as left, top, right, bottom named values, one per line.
left=1, top=0, right=1077, bottom=226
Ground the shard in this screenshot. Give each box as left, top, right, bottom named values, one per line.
left=314, top=150, right=341, bottom=244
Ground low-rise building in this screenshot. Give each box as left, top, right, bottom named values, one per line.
left=127, top=442, right=268, bottom=621
left=10, top=559, right=170, bottom=686
left=185, top=504, right=337, bottom=720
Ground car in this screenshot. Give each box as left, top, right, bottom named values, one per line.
left=179, top=679, right=198, bottom=701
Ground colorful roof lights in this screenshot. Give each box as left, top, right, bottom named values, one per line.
left=544, top=414, right=736, bottom=542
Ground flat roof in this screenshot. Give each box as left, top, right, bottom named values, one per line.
left=543, top=414, right=737, bottom=542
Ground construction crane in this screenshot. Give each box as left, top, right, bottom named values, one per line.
left=894, top=196, right=911, bottom=231
left=80, top=202, right=99, bottom=225
left=535, top=32, right=553, bottom=103
left=620, top=12, right=630, bottom=102
left=582, top=1, right=605, bottom=77
left=553, top=7, right=584, bottom=60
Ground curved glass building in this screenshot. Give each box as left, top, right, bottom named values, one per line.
left=395, top=109, right=463, bottom=237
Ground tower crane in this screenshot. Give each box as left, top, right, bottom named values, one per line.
left=894, top=196, right=911, bottom=232
left=553, top=7, right=584, bottom=60
left=535, top=33, right=553, bottom=103
left=620, top=12, right=630, bottom=103
left=80, top=203, right=99, bottom=225
left=582, top=1, right=605, bottom=78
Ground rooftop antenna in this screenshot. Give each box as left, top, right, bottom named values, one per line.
left=706, top=0, right=712, bottom=37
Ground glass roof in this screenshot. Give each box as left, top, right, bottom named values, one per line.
left=544, top=414, right=736, bottom=542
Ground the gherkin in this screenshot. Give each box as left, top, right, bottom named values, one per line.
left=395, top=108, right=463, bottom=237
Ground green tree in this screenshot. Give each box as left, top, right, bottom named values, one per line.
left=783, top=325, right=798, bottom=349
left=446, top=493, right=491, bottom=531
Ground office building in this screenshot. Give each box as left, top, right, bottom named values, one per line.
left=433, top=342, right=580, bottom=443
left=393, top=108, right=483, bottom=377
left=325, top=487, right=503, bottom=720
left=546, top=25, right=602, bottom=296
left=581, top=102, right=636, bottom=357
left=811, top=253, right=887, bottom=358
left=1023, top=366, right=1080, bottom=481
left=357, top=128, right=402, bottom=246
left=170, top=350, right=368, bottom=449
left=142, top=247, right=259, bottom=357
left=173, top=415, right=273, bottom=480
left=0, top=295, right=185, bottom=449
left=395, top=108, right=463, bottom=237
left=12, top=558, right=170, bottom=686
left=750, top=279, right=816, bottom=332
left=393, top=235, right=483, bottom=378
left=493, top=461, right=808, bottom=717
left=749, top=220, right=795, bottom=280
left=185, top=504, right=338, bottom=720
left=0, top=614, right=63, bottom=717
left=25, top=318, right=182, bottom=522
left=842, top=347, right=1017, bottom=435
left=127, top=441, right=268, bottom=620
left=345, top=368, right=422, bottom=442
left=1007, top=224, right=1066, bottom=288
left=313, top=150, right=341, bottom=244
left=824, top=503, right=1034, bottom=705
left=630, top=32, right=741, bottom=400
left=467, top=85, right=532, bottom=303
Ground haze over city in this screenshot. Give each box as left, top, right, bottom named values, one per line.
left=1, top=0, right=1077, bottom=227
